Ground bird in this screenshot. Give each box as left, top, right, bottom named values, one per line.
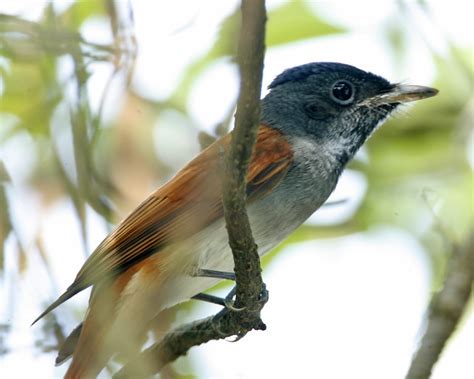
left=33, top=62, right=438, bottom=378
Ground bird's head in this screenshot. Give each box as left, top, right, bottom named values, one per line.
left=262, top=62, right=438, bottom=165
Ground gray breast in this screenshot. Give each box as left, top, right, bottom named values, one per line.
left=247, top=135, right=342, bottom=255
left=184, top=135, right=343, bottom=275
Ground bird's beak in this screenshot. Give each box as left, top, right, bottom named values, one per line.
left=365, top=84, right=439, bottom=106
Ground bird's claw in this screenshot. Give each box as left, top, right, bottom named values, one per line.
left=223, top=287, right=246, bottom=312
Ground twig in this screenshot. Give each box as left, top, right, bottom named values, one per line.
left=405, top=231, right=474, bottom=379
left=222, top=0, right=267, bottom=318
left=113, top=1, right=267, bottom=377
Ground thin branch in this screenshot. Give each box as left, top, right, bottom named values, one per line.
left=222, top=0, right=267, bottom=317
left=405, top=231, right=474, bottom=379
left=113, top=1, right=267, bottom=377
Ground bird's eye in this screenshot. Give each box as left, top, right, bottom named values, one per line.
left=330, top=80, right=355, bottom=105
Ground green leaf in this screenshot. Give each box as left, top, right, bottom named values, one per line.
left=59, top=0, right=107, bottom=30
left=266, top=1, right=345, bottom=46
left=206, top=1, right=345, bottom=58
left=0, top=61, right=61, bottom=136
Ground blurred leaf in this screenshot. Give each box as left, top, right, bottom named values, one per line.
left=367, top=124, right=464, bottom=178
left=207, top=6, right=240, bottom=61
left=0, top=161, right=11, bottom=183
left=0, top=15, right=80, bottom=60
left=70, top=106, right=89, bottom=247
left=168, top=0, right=344, bottom=112
left=17, top=240, right=27, bottom=274
left=384, top=21, right=407, bottom=75
left=0, top=61, right=61, bottom=136
left=0, top=164, right=12, bottom=271
left=266, top=1, right=344, bottom=46
left=59, top=0, right=107, bottom=30
left=431, top=51, right=474, bottom=105
left=0, top=13, right=115, bottom=64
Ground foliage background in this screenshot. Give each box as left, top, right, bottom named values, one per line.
left=0, top=1, right=472, bottom=378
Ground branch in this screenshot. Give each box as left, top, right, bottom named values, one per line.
left=113, top=1, right=267, bottom=377
left=405, top=231, right=474, bottom=379
left=222, top=0, right=267, bottom=318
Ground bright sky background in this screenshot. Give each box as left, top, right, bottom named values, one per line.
left=0, top=1, right=473, bottom=378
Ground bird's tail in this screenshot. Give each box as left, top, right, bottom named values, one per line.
left=64, top=284, right=117, bottom=379
left=63, top=260, right=161, bottom=378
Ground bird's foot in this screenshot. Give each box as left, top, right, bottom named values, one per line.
left=192, top=269, right=268, bottom=313
left=192, top=286, right=244, bottom=311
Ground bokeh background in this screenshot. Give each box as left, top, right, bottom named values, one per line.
left=0, top=1, right=472, bottom=378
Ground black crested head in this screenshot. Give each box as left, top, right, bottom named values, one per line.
left=268, top=62, right=389, bottom=90
left=262, top=62, right=437, bottom=166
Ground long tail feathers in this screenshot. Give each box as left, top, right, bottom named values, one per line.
left=32, top=287, right=83, bottom=325
left=64, top=294, right=114, bottom=379
left=56, top=322, right=83, bottom=366
left=52, top=258, right=159, bottom=377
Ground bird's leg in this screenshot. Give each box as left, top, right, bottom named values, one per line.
left=191, top=269, right=240, bottom=309
left=191, top=293, right=226, bottom=307
left=191, top=268, right=239, bottom=307
left=194, top=268, right=236, bottom=281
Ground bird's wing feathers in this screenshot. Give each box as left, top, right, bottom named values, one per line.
left=33, top=125, right=293, bottom=323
